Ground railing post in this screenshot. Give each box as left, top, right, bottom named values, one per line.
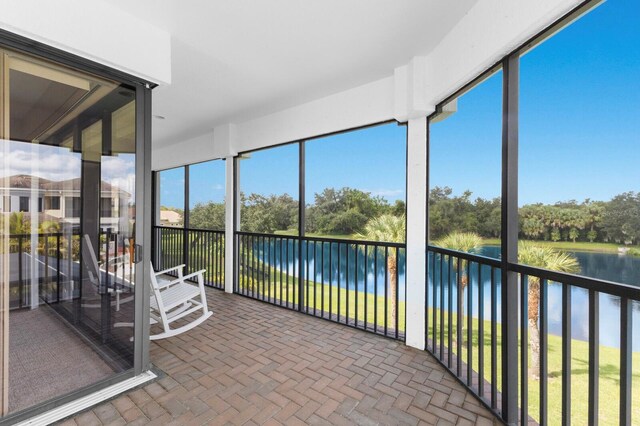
left=18, top=235, right=23, bottom=308
left=151, top=171, right=158, bottom=268
left=501, top=53, right=519, bottom=425
left=183, top=165, right=190, bottom=275
left=56, top=234, right=61, bottom=303
left=588, top=290, right=599, bottom=425
left=405, top=116, right=427, bottom=350
left=298, top=141, right=305, bottom=311
left=224, top=156, right=235, bottom=293
left=105, top=230, right=111, bottom=295
left=620, top=297, right=632, bottom=426
left=561, top=283, right=572, bottom=425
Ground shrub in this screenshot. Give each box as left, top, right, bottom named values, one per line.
left=628, top=248, right=640, bottom=257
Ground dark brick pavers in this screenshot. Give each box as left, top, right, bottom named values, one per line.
left=60, top=289, right=499, bottom=425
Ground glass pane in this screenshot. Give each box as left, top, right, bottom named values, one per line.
left=429, top=69, right=503, bottom=259
left=159, top=167, right=185, bottom=227
left=189, top=160, right=225, bottom=230
left=0, top=49, right=136, bottom=416
left=305, top=123, right=407, bottom=240
left=519, top=0, right=640, bottom=284
left=239, top=144, right=299, bottom=235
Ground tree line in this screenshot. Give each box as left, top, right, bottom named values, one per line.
left=429, top=187, right=640, bottom=245
left=187, top=187, right=405, bottom=235
left=183, top=186, right=639, bottom=245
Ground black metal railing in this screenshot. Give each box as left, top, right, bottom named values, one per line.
left=7, top=232, right=79, bottom=309
left=235, top=231, right=406, bottom=340
left=153, top=226, right=184, bottom=273
left=6, top=231, right=134, bottom=309
left=426, top=247, right=501, bottom=411
left=426, top=245, right=640, bottom=425
left=153, top=226, right=225, bottom=289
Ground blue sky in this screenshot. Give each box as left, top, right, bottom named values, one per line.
left=432, top=0, right=639, bottom=206
left=162, top=0, right=638, bottom=209
left=239, top=123, right=407, bottom=205
left=189, top=160, right=226, bottom=206
left=159, top=160, right=227, bottom=208
left=159, top=167, right=185, bottom=208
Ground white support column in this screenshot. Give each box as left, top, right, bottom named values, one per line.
left=405, top=116, right=427, bottom=350
left=224, top=156, right=235, bottom=293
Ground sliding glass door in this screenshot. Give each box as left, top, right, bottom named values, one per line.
left=0, top=47, right=140, bottom=417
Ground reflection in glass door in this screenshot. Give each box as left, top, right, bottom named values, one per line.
left=0, top=48, right=137, bottom=416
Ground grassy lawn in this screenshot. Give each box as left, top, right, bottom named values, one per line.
left=525, top=240, right=640, bottom=254
left=427, top=308, right=640, bottom=426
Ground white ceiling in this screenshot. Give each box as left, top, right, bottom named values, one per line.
left=106, top=0, right=477, bottom=147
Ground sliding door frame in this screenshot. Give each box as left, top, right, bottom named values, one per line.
left=134, top=84, right=152, bottom=375
left=0, top=29, right=154, bottom=425
left=0, top=48, right=8, bottom=419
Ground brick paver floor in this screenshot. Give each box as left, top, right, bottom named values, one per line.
left=61, top=289, right=498, bottom=425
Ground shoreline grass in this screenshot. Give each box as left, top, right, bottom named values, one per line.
left=272, top=233, right=640, bottom=255
left=481, top=238, right=640, bottom=254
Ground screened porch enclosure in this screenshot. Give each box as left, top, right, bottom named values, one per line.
left=151, top=2, right=640, bottom=425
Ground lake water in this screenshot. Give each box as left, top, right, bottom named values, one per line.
left=461, top=246, right=640, bottom=350
left=248, top=239, right=407, bottom=299
left=251, top=239, right=640, bottom=350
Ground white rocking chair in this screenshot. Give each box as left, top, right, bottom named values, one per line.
left=150, top=264, right=212, bottom=340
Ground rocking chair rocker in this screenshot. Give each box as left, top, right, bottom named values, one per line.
left=149, top=264, right=212, bottom=340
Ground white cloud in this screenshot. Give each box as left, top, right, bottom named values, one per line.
left=0, top=143, right=81, bottom=181
left=102, top=155, right=135, bottom=180
left=109, top=174, right=136, bottom=197
left=101, top=155, right=136, bottom=197
left=0, top=142, right=136, bottom=197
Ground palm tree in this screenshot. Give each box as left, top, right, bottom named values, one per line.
left=37, top=221, right=61, bottom=256
left=357, top=215, right=405, bottom=326
left=518, top=241, right=579, bottom=380
left=435, top=232, right=483, bottom=288
left=434, top=232, right=483, bottom=346
left=5, top=212, right=31, bottom=253
left=9, top=212, right=29, bottom=235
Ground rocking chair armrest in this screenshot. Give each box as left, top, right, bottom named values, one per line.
left=104, top=255, right=126, bottom=266
left=180, top=269, right=207, bottom=284
left=157, top=269, right=207, bottom=289
left=154, top=264, right=186, bottom=276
